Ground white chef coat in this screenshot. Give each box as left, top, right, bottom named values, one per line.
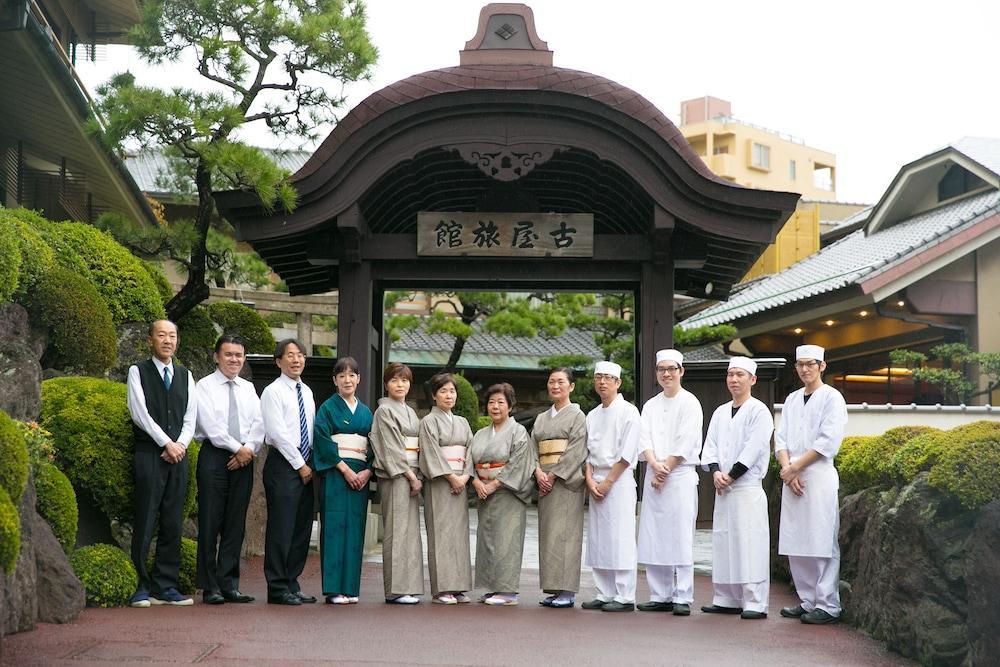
left=701, top=396, right=773, bottom=487
left=194, top=369, right=265, bottom=454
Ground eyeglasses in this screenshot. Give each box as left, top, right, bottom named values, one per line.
left=794, top=360, right=819, bottom=369
left=593, top=373, right=619, bottom=382
left=656, top=366, right=681, bottom=375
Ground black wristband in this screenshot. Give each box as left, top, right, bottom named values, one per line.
left=728, top=462, right=749, bottom=480
left=708, top=463, right=720, bottom=474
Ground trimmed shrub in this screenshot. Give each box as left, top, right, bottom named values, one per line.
left=926, top=421, right=1000, bottom=510
left=889, top=430, right=949, bottom=482
left=452, top=373, right=479, bottom=425
left=70, top=544, right=137, bottom=607
left=28, top=265, right=116, bottom=374
left=35, top=461, right=78, bottom=553
left=38, top=220, right=165, bottom=324
left=207, top=301, right=275, bottom=353
left=16, top=420, right=57, bottom=467
left=0, top=207, right=56, bottom=300
left=0, top=411, right=30, bottom=503
left=0, top=217, right=21, bottom=302
left=147, top=537, right=197, bottom=594
left=142, top=261, right=174, bottom=305
left=176, top=305, right=218, bottom=366
left=0, top=486, right=20, bottom=573
left=836, top=427, right=939, bottom=494
left=184, top=440, right=200, bottom=519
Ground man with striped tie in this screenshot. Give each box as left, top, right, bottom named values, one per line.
left=260, top=338, right=317, bottom=605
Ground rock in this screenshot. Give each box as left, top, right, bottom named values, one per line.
left=763, top=465, right=790, bottom=583
left=967, top=501, right=1000, bottom=666
left=32, top=512, right=84, bottom=624
left=0, top=303, right=42, bottom=421
left=108, top=322, right=151, bottom=383
left=1, top=475, right=38, bottom=636
left=242, top=447, right=270, bottom=558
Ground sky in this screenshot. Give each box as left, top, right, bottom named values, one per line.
left=75, top=0, right=1000, bottom=205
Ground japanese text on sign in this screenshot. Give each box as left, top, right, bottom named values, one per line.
left=417, top=212, right=594, bottom=257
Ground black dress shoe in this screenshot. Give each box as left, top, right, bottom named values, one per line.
left=295, top=592, right=317, bottom=604
left=672, top=603, right=691, bottom=616
left=637, top=601, right=674, bottom=612
left=780, top=604, right=806, bottom=618
left=202, top=591, right=225, bottom=605
left=740, top=610, right=767, bottom=620
left=268, top=592, right=302, bottom=605
left=601, top=601, right=634, bottom=612
left=581, top=599, right=606, bottom=610
left=800, top=609, right=839, bottom=624
left=222, top=590, right=254, bottom=603
left=701, top=604, right=743, bottom=614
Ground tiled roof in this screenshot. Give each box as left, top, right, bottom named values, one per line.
left=681, top=189, right=1000, bottom=328
left=951, top=137, right=1000, bottom=176
left=125, top=148, right=311, bottom=195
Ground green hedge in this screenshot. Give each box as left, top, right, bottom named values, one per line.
left=0, top=217, right=21, bottom=302
left=926, top=421, right=1000, bottom=510
left=28, top=265, right=117, bottom=374
left=70, top=544, right=137, bottom=607
left=0, top=207, right=55, bottom=300
left=41, top=377, right=198, bottom=524
left=147, top=537, right=197, bottom=595
left=141, top=261, right=174, bottom=305
left=837, top=426, right=940, bottom=495
left=0, top=411, right=29, bottom=504
left=207, top=301, right=275, bottom=354
left=0, top=486, right=20, bottom=573
left=38, top=220, right=165, bottom=325
left=35, top=461, right=78, bottom=554
left=177, top=305, right=218, bottom=366
left=452, top=373, right=479, bottom=425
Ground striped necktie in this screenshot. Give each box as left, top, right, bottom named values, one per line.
left=163, top=366, right=172, bottom=390
left=296, top=382, right=310, bottom=461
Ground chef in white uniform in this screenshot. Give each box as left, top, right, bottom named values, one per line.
left=775, top=344, right=847, bottom=625
left=635, top=349, right=703, bottom=616
left=700, top=356, right=773, bottom=620
left=581, top=361, right=640, bottom=612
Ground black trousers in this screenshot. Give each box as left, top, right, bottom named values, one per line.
left=131, top=440, right=188, bottom=594
left=263, top=451, right=314, bottom=597
left=195, top=442, right=253, bottom=593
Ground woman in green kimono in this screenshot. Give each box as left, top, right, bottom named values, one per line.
left=369, top=362, right=424, bottom=604
left=469, top=382, right=534, bottom=606
left=532, top=367, right=588, bottom=608
left=312, top=356, right=374, bottom=605
left=418, top=372, right=474, bottom=604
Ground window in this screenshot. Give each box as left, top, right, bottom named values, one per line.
left=713, top=146, right=729, bottom=155
left=938, top=164, right=988, bottom=202
left=788, top=160, right=797, bottom=181
left=750, top=142, right=770, bottom=170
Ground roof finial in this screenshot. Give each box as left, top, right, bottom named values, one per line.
left=460, top=3, right=552, bottom=66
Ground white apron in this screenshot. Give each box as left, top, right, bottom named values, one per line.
left=778, top=459, right=840, bottom=557
left=586, top=466, right=637, bottom=569
left=711, top=484, right=769, bottom=584
left=636, top=465, right=697, bottom=565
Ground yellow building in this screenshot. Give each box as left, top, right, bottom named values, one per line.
left=679, top=96, right=848, bottom=279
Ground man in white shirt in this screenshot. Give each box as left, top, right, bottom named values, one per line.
left=194, top=334, right=265, bottom=605
left=636, top=349, right=703, bottom=616
left=260, top=338, right=316, bottom=605
left=700, top=356, right=773, bottom=620
left=775, top=344, right=848, bottom=625
left=581, top=361, right=640, bottom=612
left=126, top=319, right=197, bottom=607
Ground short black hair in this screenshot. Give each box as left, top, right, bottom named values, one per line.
left=383, top=362, right=413, bottom=388
left=428, top=372, right=456, bottom=396
left=548, top=367, right=575, bottom=383
left=484, top=382, right=516, bottom=410
left=214, top=334, right=247, bottom=354
left=274, top=338, right=305, bottom=359
left=333, top=356, right=361, bottom=375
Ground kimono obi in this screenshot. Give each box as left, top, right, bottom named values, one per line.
left=404, top=435, right=420, bottom=468
left=538, top=438, right=568, bottom=466
left=441, top=444, right=467, bottom=473
left=474, top=461, right=506, bottom=481
left=332, top=433, right=368, bottom=462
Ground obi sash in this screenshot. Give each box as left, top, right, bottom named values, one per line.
left=475, top=461, right=506, bottom=481
left=404, top=435, right=420, bottom=468
left=332, top=433, right=368, bottom=462
left=441, top=444, right=467, bottom=473
left=538, top=438, right=568, bottom=466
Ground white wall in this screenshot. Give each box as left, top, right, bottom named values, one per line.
left=774, top=403, right=1000, bottom=436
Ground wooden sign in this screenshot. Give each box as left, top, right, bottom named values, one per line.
left=417, top=212, right=594, bottom=257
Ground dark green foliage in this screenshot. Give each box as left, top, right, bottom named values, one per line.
left=0, top=411, right=30, bottom=503
left=837, top=427, right=939, bottom=494
left=674, top=324, right=738, bottom=349
left=141, top=260, right=174, bottom=305
left=0, top=207, right=56, bottom=300
left=0, top=217, right=21, bottom=302
left=207, top=301, right=275, bottom=353
left=926, top=421, right=1000, bottom=510
left=38, top=220, right=165, bottom=324
left=452, top=374, right=480, bottom=424
left=176, top=305, right=218, bottom=366
left=27, top=265, right=117, bottom=374
left=147, top=537, right=197, bottom=594
left=34, top=461, right=78, bottom=553
left=0, top=487, right=19, bottom=572
left=184, top=440, right=199, bottom=519
left=263, top=311, right=296, bottom=328
left=70, top=544, right=138, bottom=607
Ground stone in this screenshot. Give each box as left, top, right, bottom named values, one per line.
left=1, top=475, right=38, bottom=636
left=32, top=512, right=84, bottom=624
left=108, top=322, right=152, bottom=383
left=763, top=464, right=790, bottom=583
left=967, top=501, right=1000, bottom=666
left=0, top=303, right=42, bottom=421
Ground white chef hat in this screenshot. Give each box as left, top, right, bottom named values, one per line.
left=594, top=361, right=622, bottom=378
left=796, top=344, right=825, bottom=362
left=656, top=349, right=684, bottom=366
left=728, top=356, right=758, bottom=375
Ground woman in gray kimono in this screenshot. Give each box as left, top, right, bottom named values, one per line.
left=469, top=383, right=534, bottom=606
left=418, top=372, right=474, bottom=604
left=369, top=362, right=424, bottom=604
left=532, top=367, right=588, bottom=608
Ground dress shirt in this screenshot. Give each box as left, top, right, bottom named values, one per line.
left=195, top=369, right=265, bottom=454
left=126, top=357, right=197, bottom=448
left=260, top=373, right=315, bottom=470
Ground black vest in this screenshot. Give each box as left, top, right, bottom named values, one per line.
left=132, top=358, right=190, bottom=446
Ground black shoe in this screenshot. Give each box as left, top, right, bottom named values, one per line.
left=222, top=590, right=254, bottom=603
left=800, top=609, right=840, bottom=624
left=295, top=592, right=317, bottom=604
left=740, top=610, right=768, bottom=620
left=701, top=604, right=743, bottom=615
left=780, top=604, right=806, bottom=618
left=581, top=599, right=606, bottom=610
left=672, top=603, right=691, bottom=616
left=268, top=592, right=302, bottom=605
left=637, top=601, right=674, bottom=612
left=202, top=591, right=225, bottom=605
left=601, top=601, right=634, bottom=612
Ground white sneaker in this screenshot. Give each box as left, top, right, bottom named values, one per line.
left=432, top=594, right=458, bottom=605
